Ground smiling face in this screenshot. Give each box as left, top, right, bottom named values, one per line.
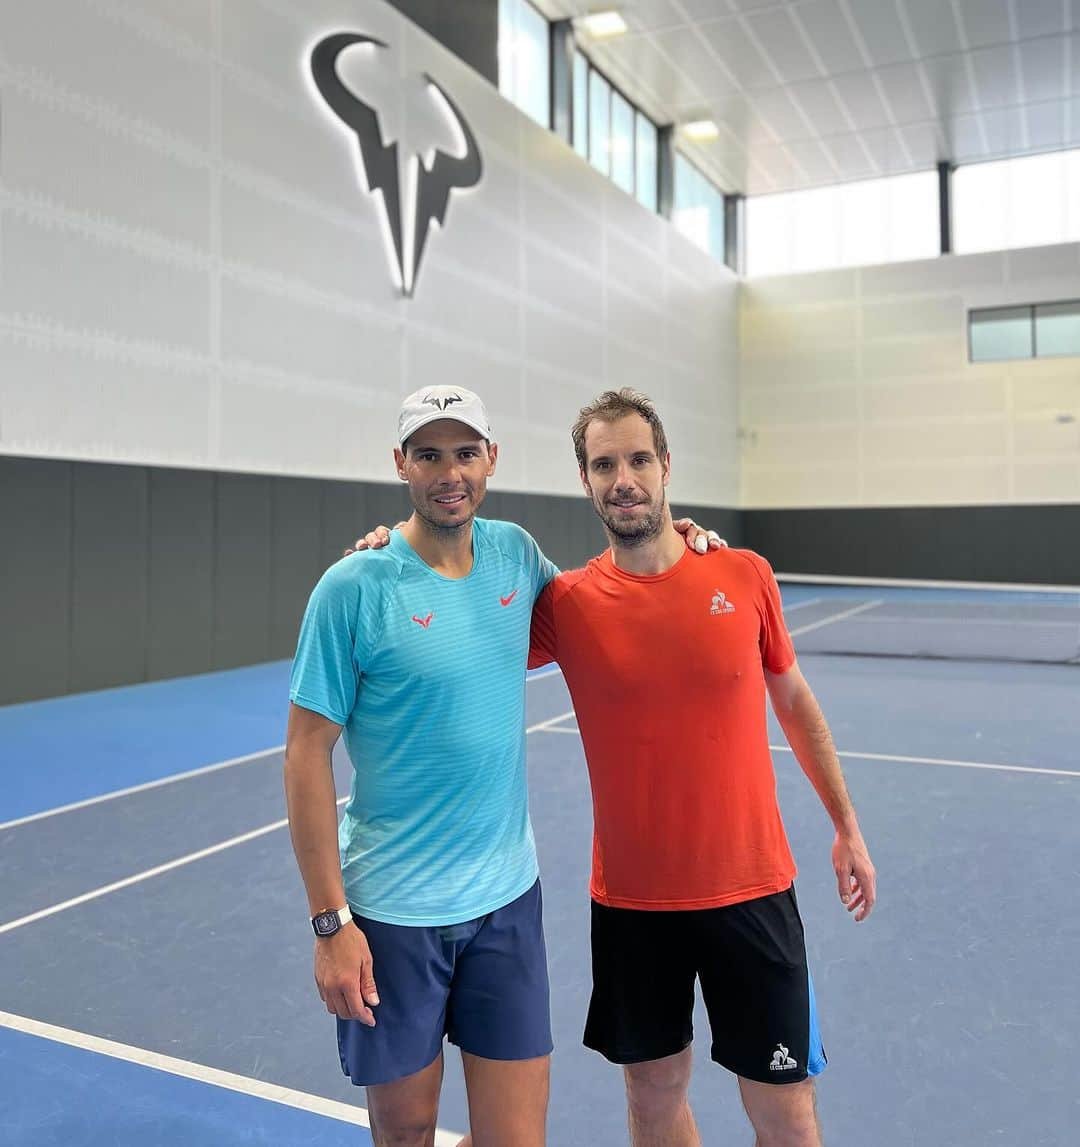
left=579, top=412, right=671, bottom=546
left=394, top=419, right=497, bottom=534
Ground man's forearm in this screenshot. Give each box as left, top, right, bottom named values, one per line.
left=284, top=745, right=348, bottom=915
left=773, top=689, right=858, bottom=831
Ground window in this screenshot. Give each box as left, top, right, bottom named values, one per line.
left=497, top=0, right=550, bottom=128
left=572, top=51, right=588, bottom=160
left=745, top=171, right=938, bottom=276
left=969, top=301, right=1080, bottom=362
left=969, top=307, right=1034, bottom=362
left=954, top=149, right=1080, bottom=254
left=588, top=68, right=611, bottom=175
left=610, top=90, right=635, bottom=195
left=635, top=114, right=657, bottom=212
left=1035, top=302, right=1080, bottom=358
left=672, top=153, right=725, bottom=260
left=572, top=52, right=659, bottom=210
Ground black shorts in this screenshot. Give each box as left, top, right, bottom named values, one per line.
left=584, top=886, right=827, bottom=1084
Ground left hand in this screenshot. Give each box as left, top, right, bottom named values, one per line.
left=832, top=828, right=876, bottom=923
left=673, top=518, right=727, bottom=555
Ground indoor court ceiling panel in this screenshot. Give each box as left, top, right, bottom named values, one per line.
left=537, top=0, right=1080, bottom=194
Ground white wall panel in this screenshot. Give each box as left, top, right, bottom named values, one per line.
left=1, top=211, right=211, bottom=353
left=740, top=242, right=1080, bottom=508
left=0, top=330, right=211, bottom=463
left=0, top=0, right=739, bottom=504
left=2, top=90, right=212, bottom=250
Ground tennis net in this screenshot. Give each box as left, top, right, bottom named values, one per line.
left=779, top=575, right=1080, bottom=666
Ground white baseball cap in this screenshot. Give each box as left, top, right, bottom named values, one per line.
left=397, top=386, right=492, bottom=446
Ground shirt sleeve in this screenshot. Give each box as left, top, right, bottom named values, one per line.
left=289, top=561, right=366, bottom=725
left=528, top=581, right=558, bottom=669
left=525, top=533, right=559, bottom=601
left=749, top=553, right=796, bottom=675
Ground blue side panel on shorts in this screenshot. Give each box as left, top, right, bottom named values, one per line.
left=0, top=1024, right=373, bottom=1146
left=806, top=970, right=827, bottom=1076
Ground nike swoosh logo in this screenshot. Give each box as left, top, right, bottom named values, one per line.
left=500, top=590, right=519, bottom=607
left=412, top=612, right=433, bottom=629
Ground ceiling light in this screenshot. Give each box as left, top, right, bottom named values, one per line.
left=578, top=11, right=628, bottom=38
left=681, top=119, right=720, bottom=142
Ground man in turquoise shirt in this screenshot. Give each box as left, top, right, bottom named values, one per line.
left=286, top=386, right=718, bottom=1147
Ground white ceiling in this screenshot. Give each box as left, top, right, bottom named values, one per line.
left=537, top=0, right=1080, bottom=195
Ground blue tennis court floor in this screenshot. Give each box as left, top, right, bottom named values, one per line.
left=1, top=590, right=1078, bottom=1145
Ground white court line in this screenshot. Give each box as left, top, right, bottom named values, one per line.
left=777, top=572, right=1080, bottom=594
left=781, top=597, right=823, bottom=613
left=831, top=613, right=1080, bottom=629
left=0, top=797, right=347, bottom=937
left=527, top=709, right=576, bottom=734
left=0, top=671, right=568, bottom=836
left=1, top=716, right=579, bottom=937
left=0, top=746, right=286, bottom=834
left=769, top=744, right=1080, bottom=779
left=788, top=599, right=883, bottom=637
left=0, top=1009, right=462, bottom=1146
left=539, top=726, right=581, bottom=734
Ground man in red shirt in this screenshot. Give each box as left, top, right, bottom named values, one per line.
left=528, top=388, right=876, bottom=1147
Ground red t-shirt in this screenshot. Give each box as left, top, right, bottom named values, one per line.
left=529, top=547, right=797, bottom=910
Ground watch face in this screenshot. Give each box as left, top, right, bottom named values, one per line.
left=313, top=911, right=339, bottom=936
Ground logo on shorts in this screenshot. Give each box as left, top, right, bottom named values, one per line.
left=710, top=589, right=735, bottom=616
left=769, top=1043, right=798, bottom=1072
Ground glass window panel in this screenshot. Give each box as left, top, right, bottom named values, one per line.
left=672, top=153, right=725, bottom=259
left=1035, top=301, right=1080, bottom=357
left=611, top=90, right=635, bottom=194
left=573, top=52, right=588, bottom=159
left=745, top=194, right=791, bottom=276
left=955, top=147, right=1080, bottom=254
left=1068, top=151, right=1080, bottom=241
left=1010, top=152, right=1067, bottom=249
left=497, top=0, right=515, bottom=99
left=588, top=70, right=611, bottom=175
left=969, top=307, right=1034, bottom=362
left=515, top=0, right=550, bottom=128
left=747, top=170, right=938, bottom=276
left=497, top=0, right=549, bottom=128
left=954, top=160, right=1008, bottom=254
left=635, top=113, right=657, bottom=211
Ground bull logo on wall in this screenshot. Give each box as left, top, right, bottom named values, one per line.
left=309, top=33, right=483, bottom=298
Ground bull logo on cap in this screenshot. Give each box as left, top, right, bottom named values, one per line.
left=422, top=392, right=463, bottom=411
left=309, top=32, right=482, bottom=298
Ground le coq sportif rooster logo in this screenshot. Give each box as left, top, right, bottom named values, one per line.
left=309, top=32, right=483, bottom=298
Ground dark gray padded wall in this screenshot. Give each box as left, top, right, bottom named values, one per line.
left=270, top=478, right=324, bottom=661
left=1, top=456, right=746, bottom=706
left=0, top=457, right=72, bottom=702
left=69, top=464, right=149, bottom=693
left=214, top=474, right=273, bottom=670
left=742, top=505, right=1080, bottom=585
left=148, top=469, right=214, bottom=681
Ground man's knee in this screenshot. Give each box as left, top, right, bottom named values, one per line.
left=624, top=1049, right=693, bottom=1120
left=739, top=1077, right=821, bottom=1147
left=370, top=1116, right=438, bottom=1147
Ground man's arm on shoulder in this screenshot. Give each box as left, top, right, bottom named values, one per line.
left=284, top=704, right=379, bottom=1025
left=764, top=662, right=877, bottom=923
left=528, top=580, right=558, bottom=669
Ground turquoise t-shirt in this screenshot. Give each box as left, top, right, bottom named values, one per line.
left=289, top=518, right=558, bottom=926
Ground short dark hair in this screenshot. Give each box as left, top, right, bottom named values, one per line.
left=571, top=388, right=669, bottom=470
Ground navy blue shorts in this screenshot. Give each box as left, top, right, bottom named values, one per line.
left=337, top=879, right=552, bottom=1086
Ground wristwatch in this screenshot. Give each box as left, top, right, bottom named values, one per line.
left=311, top=904, right=352, bottom=938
